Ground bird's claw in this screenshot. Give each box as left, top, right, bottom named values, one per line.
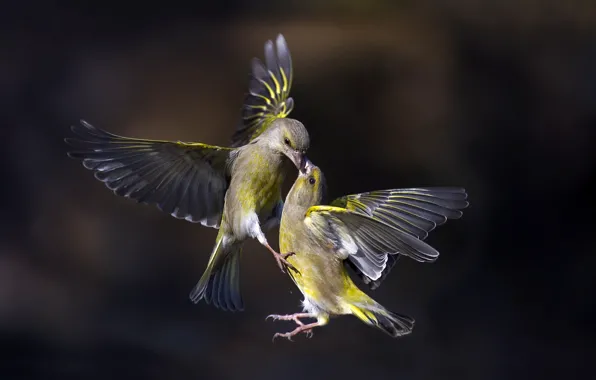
left=281, top=251, right=296, bottom=260
left=272, top=332, right=294, bottom=342
left=271, top=328, right=313, bottom=341
left=267, top=312, right=317, bottom=341
left=273, top=252, right=300, bottom=275
left=266, top=314, right=303, bottom=325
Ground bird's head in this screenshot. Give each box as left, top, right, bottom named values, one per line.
left=261, top=118, right=310, bottom=173
left=286, top=159, right=327, bottom=209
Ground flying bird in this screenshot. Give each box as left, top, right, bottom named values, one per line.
left=65, top=34, right=308, bottom=312
left=268, top=160, right=468, bottom=340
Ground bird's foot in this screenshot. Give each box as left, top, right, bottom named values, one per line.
left=271, top=322, right=319, bottom=342
left=266, top=245, right=299, bottom=274
left=266, top=312, right=313, bottom=325
left=267, top=313, right=318, bottom=341
left=274, top=251, right=299, bottom=274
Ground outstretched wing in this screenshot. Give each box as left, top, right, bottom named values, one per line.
left=331, top=188, right=469, bottom=288
left=305, top=206, right=440, bottom=282
left=65, top=120, right=233, bottom=228
left=231, top=34, right=294, bottom=147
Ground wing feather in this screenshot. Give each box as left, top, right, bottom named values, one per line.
left=305, top=206, right=440, bottom=281
left=331, top=188, right=469, bottom=239
left=330, top=187, right=469, bottom=288
left=65, top=120, right=232, bottom=227
left=231, top=34, right=295, bottom=146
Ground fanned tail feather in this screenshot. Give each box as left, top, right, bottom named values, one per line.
left=349, top=301, right=414, bottom=338
left=189, top=230, right=244, bottom=312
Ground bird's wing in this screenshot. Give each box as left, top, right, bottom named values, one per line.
left=304, top=206, right=441, bottom=282
left=345, top=255, right=401, bottom=291
left=65, top=120, right=233, bottom=228
left=231, top=34, right=294, bottom=147
left=330, top=187, right=469, bottom=288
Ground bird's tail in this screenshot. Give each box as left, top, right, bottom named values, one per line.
left=347, top=290, right=414, bottom=338
left=189, top=229, right=244, bottom=311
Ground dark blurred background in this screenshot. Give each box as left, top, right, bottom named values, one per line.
left=1, top=1, right=595, bottom=379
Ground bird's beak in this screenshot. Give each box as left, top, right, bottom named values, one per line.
left=293, top=150, right=308, bottom=174
left=299, top=155, right=308, bottom=174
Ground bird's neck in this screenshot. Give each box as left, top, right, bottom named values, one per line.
left=236, top=143, right=285, bottom=169
left=281, top=202, right=308, bottom=224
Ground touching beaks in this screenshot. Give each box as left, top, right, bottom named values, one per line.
left=299, top=155, right=307, bottom=174
left=294, top=151, right=308, bottom=174
left=300, top=157, right=314, bottom=175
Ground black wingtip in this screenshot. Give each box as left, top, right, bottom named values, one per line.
left=64, top=137, right=77, bottom=146
left=64, top=137, right=81, bottom=159
left=449, top=209, right=465, bottom=220
left=69, top=120, right=95, bottom=139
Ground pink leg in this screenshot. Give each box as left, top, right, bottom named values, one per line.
left=266, top=312, right=314, bottom=325
left=262, top=243, right=298, bottom=274
left=266, top=312, right=320, bottom=341
left=272, top=322, right=321, bottom=341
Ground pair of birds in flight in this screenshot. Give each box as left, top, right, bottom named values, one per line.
left=65, top=34, right=468, bottom=341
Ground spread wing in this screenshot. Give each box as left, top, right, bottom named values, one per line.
left=231, top=34, right=294, bottom=147
left=331, top=188, right=469, bottom=288
left=65, top=120, right=233, bottom=228
left=304, top=206, right=441, bottom=282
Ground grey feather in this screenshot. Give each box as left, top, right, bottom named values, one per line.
left=65, top=120, right=232, bottom=227
left=307, top=208, right=439, bottom=281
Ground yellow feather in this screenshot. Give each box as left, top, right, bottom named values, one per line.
left=252, top=93, right=272, bottom=105
left=280, top=68, right=289, bottom=92
left=258, top=78, right=276, bottom=99
left=268, top=70, right=281, bottom=99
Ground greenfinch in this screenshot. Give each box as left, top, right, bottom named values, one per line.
left=65, top=34, right=308, bottom=312
left=267, top=160, right=468, bottom=339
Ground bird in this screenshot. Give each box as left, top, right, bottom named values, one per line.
left=267, top=160, right=468, bottom=340
left=64, top=34, right=308, bottom=312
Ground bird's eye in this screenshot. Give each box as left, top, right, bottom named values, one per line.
left=308, top=177, right=316, bottom=185
left=284, top=138, right=291, bottom=146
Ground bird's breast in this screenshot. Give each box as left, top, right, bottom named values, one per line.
left=227, top=149, right=286, bottom=231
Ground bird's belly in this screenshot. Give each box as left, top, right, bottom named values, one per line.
left=286, top=251, right=346, bottom=314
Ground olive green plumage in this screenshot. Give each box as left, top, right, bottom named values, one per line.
left=65, top=34, right=309, bottom=312
left=267, top=161, right=468, bottom=340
